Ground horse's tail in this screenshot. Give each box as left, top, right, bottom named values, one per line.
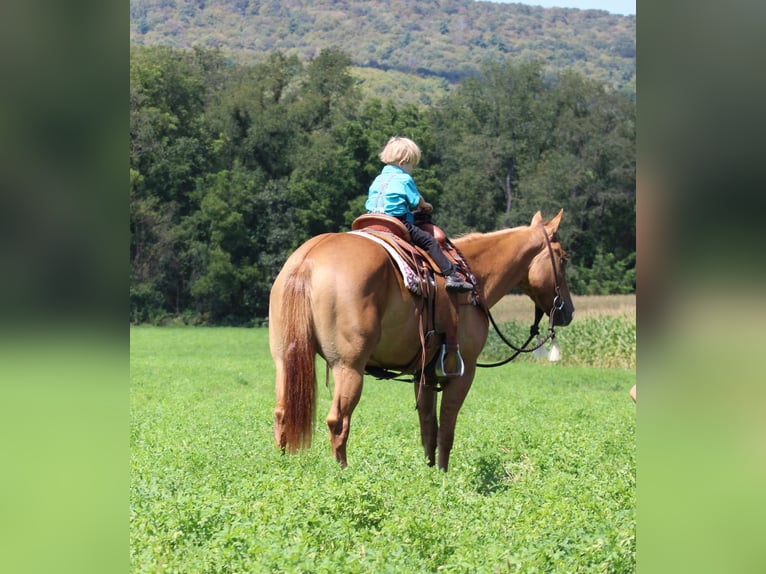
left=279, top=264, right=317, bottom=453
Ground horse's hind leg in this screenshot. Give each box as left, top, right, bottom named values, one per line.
left=326, top=363, right=363, bottom=468
left=414, top=383, right=438, bottom=466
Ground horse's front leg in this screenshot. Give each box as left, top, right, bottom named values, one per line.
left=326, top=363, right=364, bottom=469
left=437, top=365, right=476, bottom=471
left=414, top=381, right=438, bottom=466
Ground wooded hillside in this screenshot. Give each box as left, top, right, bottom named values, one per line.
left=130, top=0, right=635, bottom=100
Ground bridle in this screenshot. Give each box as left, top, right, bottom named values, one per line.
left=477, top=223, right=567, bottom=368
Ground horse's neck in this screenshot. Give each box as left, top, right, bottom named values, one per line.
left=455, top=226, right=540, bottom=308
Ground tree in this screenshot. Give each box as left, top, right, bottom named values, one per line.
left=130, top=46, right=219, bottom=321
left=536, top=71, right=636, bottom=268
left=129, top=44, right=636, bottom=325
left=430, top=62, right=634, bottom=290
left=430, top=60, right=554, bottom=233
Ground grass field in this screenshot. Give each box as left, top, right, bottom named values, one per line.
left=131, top=308, right=635, bottom=572
left=482, top=295, right=635, bottom=370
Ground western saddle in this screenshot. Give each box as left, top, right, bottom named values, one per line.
left=350, top=213, right=478, bottom=388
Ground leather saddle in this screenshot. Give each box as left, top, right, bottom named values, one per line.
left=350, top=213, right=478, bottom=385
left=351, top=213, right=456, bottom=273
left=351, top=213, right=412, bottom=242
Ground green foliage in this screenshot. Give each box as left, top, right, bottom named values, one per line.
left=570, top=249, right=636, bottom=296
left=430, top=62, right=635, bottom=271
left=431, top=60, right=556, bottom=232
left=129, top=279, right=166, bottom=324
left=131, top=327, right=635, bottom=573
left=130, top=45, right=635, bottom=324
left=130, top=0, right=635, bottom=97
left=130, top=46, right=376, bottom=323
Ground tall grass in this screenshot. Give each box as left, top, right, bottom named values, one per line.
left=482, top=314, right=636, bottom=370
left=481, top=294, right=636, bottom=369
left=131, top=326, right=635, bottom=573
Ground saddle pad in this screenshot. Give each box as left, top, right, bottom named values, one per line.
left=348, top=230, right=426, bottom=295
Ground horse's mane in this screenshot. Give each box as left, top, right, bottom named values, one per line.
left=453, top=225, right=528, bottom=244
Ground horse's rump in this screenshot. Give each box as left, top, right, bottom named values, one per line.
left=316, top=234, right=424, bottom=364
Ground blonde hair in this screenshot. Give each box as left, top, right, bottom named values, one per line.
left=379, top=136, right=421, bottom=167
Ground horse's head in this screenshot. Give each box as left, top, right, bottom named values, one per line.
left=521, top=209, right=575, bottom=327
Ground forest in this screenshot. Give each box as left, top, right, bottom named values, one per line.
left=130, top=45, right=635, bottom=325
left=130, top=0, right=636, bottom=103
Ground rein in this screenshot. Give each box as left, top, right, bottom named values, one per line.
left=477, top=223, right=565, bottom=368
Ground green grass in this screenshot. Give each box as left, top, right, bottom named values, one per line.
left=482, top=315, right=636, bottom=370
left=131, top=327, right=635, bottom=573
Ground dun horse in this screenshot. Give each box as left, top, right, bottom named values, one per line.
left=269, top=209, right=574, bottom=470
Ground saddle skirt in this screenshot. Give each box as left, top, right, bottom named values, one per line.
left=347, top=230, right=426, bottom=295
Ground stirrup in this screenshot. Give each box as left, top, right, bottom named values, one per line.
left=435, top=344, right=465, bottom=378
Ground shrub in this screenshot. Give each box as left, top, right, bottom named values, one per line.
left=571, top=249, right=635, bottom=295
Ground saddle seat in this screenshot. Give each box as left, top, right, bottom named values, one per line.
left=351, top=213, right=411, bottom=242
left=350, top=213, right=448, bottom=248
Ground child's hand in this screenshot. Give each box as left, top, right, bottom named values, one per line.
left=420, top=201, right=433, bottom=214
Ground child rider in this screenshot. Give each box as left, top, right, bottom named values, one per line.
left=366, top=136, right=472, bottom=292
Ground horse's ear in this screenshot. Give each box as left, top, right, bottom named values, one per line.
left=546, top=209, right=564, bottom=234
left=530, top=211, right=543, bottom=226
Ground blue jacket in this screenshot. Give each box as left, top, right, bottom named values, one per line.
left=365, top=165, right=421, bottom=224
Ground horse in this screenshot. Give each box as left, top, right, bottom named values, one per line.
left=269, top=209, right=574, bottom=471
